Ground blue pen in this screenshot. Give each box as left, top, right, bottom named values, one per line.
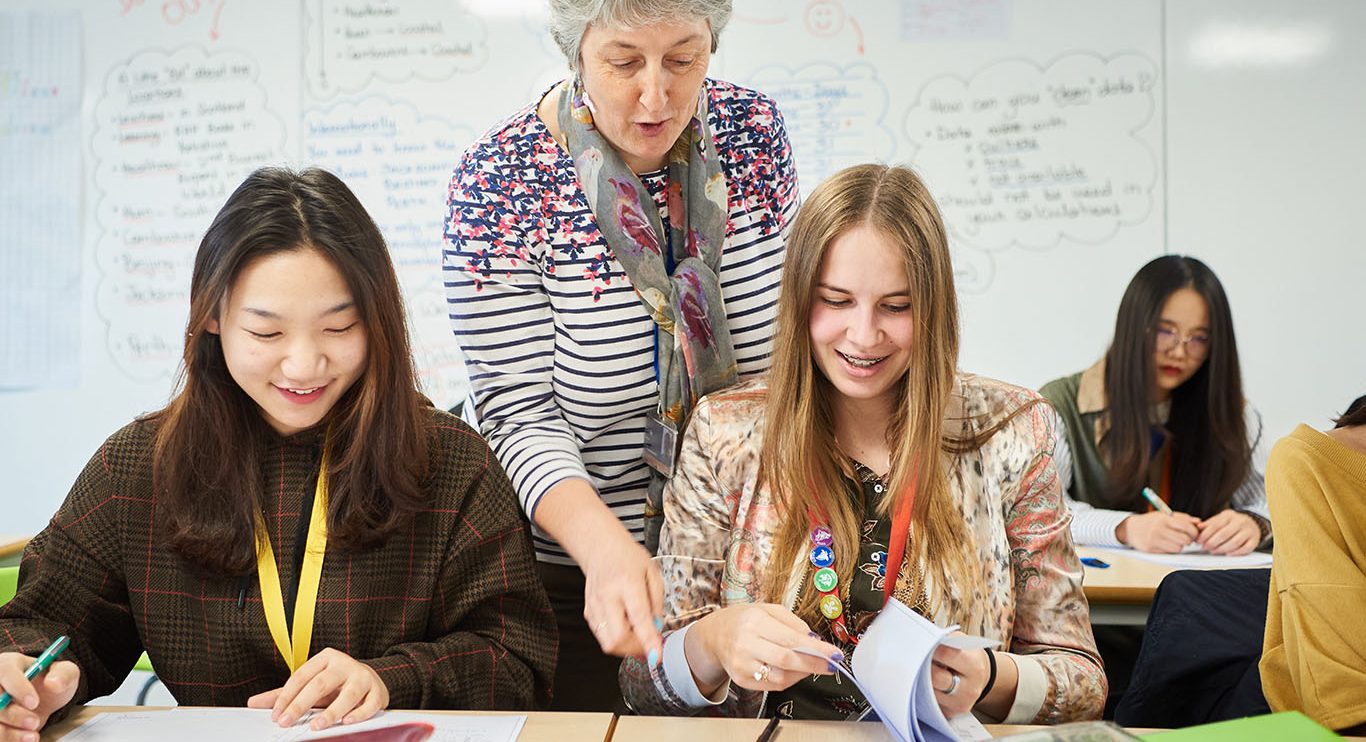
left=0, top=635, right=70, bottom=710
left=1140, top=486, right=1174, bottom=514
left=1080, top=557, right=1110, bottom=569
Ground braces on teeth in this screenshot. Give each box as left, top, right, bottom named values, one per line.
left=839, top=351, right=885, bottom=368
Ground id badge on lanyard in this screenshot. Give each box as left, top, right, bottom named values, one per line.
left=643, top=315, right=681, bottom=476
left=642, top=408, right=680, bottom=476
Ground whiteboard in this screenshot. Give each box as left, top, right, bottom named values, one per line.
left=1, top=0, right=1361, bottom=536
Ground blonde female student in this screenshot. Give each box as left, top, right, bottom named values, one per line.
left=620, top=164, right=1105, bottom=723
left=0, top=168, right=555, bottom=740
left=1040, top=256, right=1270, bottom=555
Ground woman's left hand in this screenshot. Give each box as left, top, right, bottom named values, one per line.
left=929, top=639, right=991, bottom=718
left=1196, top=509, right=1261, bottom=555
left=246, top=648, right=390, bottom=730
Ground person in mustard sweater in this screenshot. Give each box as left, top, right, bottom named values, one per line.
left=1261, top=395, right=1366, bottom=735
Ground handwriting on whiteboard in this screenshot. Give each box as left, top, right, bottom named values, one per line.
left=745, top=62, right=896, bottom=197
left=304, top=98, right=473, bottom=408
left=304, top=0, right=489, bottom=97
left=91, top=46, right=286, bottom=380
left=1, top=10, right=83, bottom=389
left=117, top=0, right=228, bottom=42
left=906, top=53, right=1159, bottom=291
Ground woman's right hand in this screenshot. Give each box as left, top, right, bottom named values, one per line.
left=533, top=479, right=666, bottom=661
left=1116, top=511, right=1202, bottom=553
left=684, top=604, right=842, bottom=697
left=580, top=530, right=665, bottom=659
left=0, top=653, right=79, bottom=742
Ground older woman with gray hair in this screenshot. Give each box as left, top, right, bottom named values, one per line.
left=441, top=0, right=797, bottom=712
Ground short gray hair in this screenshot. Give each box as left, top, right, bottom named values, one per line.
left=548, top=0, right=733, bottom=71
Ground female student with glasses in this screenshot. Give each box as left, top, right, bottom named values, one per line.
left=1040, top=255, right=1271, bottom=556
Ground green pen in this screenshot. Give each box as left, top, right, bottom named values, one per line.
left=1141, top=486, right=1174, bottom=515
left=0, top=635, right=70, bottom=710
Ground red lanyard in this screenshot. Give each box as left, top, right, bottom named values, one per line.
left=807, top=472, right=917, bottom=643
left=881, top=484, right=915, bottom=606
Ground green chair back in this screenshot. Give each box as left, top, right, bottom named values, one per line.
left=0, top=566, right=18, bottom=607
left=0, top=568, right=156, bottom=696
left=0, top=566, right=155, bottom=680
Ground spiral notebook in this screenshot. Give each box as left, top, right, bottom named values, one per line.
left=796, top=598, right=999, bottom=742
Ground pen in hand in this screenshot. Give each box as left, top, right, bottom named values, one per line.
left=1140, top=487, right=1174, bottom=515
left=0, top=635, right=70, bottom=711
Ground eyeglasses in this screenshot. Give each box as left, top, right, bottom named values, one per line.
left=1153, top=325, right=1210, bottom=359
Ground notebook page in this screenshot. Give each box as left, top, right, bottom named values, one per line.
left=853, top=598, right=954, bottom=742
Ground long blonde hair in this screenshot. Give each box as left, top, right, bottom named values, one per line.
left=761, top=164, right=1004, bottom=626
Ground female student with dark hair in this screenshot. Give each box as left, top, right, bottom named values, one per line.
left=620, top=164, right=1105, bottom=723
left=0, top=168, right=555, bottom=740
left=1261, top=395, right=1366, bottom=734
left=1041, top=256, right=1271, bottom=555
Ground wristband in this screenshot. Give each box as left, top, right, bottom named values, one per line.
left=976, top=649, right=997, bottom=705
left=1238, top=510, right=1273, bottom=546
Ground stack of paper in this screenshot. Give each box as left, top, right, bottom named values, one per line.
left=799, top=598, right=999, bottom=742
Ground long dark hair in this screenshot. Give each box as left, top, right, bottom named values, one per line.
left=1336, top=395, right=1366, bottom=428
left=151, top=167, right=430, bottom=574
left=1102, top=255, right=1248, bottom=517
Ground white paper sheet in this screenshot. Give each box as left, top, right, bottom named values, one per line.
left=60, top=708, right=528, bottom=742
left=1091, top=544, right=1272, bottom=569
left=797, top=599, right=997, bottom=742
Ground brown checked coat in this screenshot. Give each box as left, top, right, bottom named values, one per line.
left=0, top=408, right=556, bottom=713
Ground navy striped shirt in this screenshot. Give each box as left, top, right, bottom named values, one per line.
left=442, top=79, right=798, bottom=563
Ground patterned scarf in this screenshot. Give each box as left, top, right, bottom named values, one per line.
left=559, top=78, right=736, bottom=552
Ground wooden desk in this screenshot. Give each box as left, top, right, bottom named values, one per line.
left=611, top=716, right=1150, bottom=740
left=45, top=706, right=617, bottom=741
left=1078, top=546, right=1181, bottom=626
left=610, top=717, right=893, bottom=741
left=0, top=535, right=30, bottom=564
left=1079, top=546, right=1274, bottom=626
left=610, top=716, right=1363, bottom=741
left=41, top=708, right=1366, bottom=741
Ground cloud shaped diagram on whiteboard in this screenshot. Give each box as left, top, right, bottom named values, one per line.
left=906, top=52, right=1159, bottom=293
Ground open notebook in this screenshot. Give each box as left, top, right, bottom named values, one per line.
left=797, top=598, right=998, bottom=742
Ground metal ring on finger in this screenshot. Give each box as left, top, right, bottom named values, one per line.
left=753, top=662, right=772, bottom=683
left=939, top=672, right=961, bottom=695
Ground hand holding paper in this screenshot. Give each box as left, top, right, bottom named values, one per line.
left=246, top=648, right=389, bottom=730
left=794, top=598, right=999, bottom=742
left=686, top=603, right=841, bottom=695
left=929, top=638, right=993, bottom=718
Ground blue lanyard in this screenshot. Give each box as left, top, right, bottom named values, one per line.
left=651, top=226, right=676, bottom=385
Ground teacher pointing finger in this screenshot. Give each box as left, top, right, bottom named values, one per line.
left=441, top=0, right=797, bottom=712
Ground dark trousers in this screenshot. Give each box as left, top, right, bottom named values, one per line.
left=1094, top=624, right=1145, bottom=719
left=1114, top=569, right=1271, bottom=727
left=536, top=562, right=624, bottom=712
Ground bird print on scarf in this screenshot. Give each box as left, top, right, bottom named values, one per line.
left=609, top=177, right=661, bottom=256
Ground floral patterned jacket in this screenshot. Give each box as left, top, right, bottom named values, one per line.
left=620, top=375, right=1106, bottom=723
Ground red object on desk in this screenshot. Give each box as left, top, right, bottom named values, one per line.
left=307, top=721, right=435, bottom=742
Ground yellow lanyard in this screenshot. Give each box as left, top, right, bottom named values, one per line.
left=255, top=445, right=329, bottom=673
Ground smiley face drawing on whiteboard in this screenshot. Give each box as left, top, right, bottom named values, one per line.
left=804, top=0, right=846, bottom=38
